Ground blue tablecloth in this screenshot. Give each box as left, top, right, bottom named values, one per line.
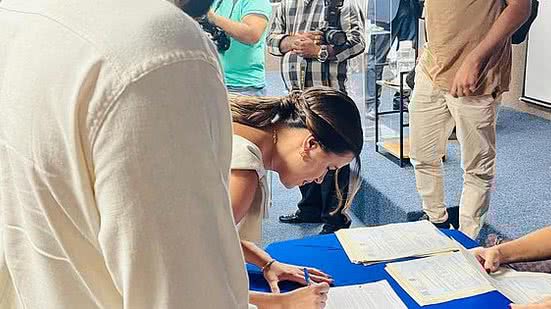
left=248, top=230, right=512, bottom=308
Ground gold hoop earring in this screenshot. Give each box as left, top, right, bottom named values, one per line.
left=272, top=129, right=278, bottom=144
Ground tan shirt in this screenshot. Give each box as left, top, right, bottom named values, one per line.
left=422, top=0, right=512, bottom=95
left=0, top=0, right=249, bottom=308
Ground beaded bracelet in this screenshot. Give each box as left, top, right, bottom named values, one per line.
left=261, top=259, right=276, bottom=272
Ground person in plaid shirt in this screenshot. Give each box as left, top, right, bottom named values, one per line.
left=267, top=0, right=365, bottom=92
left=267, top=0, right=365, bottom=234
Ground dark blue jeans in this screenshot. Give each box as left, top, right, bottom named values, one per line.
left=365, top=0, right=418, bottom=111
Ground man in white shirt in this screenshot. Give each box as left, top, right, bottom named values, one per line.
left=0, top=0, right=249, bottom=308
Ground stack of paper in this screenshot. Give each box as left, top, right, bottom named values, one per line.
left=491, top=269, right=551, bottom=304
left=335, top=220, right=458, bottom=264
left=326, top=280, right=407, bottom=309
left=386, top=242, right=551, bottom=305
left=385, top=244, right=496, bottom=305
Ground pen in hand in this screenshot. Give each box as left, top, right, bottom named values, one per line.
left=303, top=267, right=311, bottom=285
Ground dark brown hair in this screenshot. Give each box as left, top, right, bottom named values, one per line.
left=230, top=86, right=363, bottom=211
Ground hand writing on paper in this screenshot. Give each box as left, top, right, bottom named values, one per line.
left=280, top=282, right=330, bottom=309
left=263, top=261, right=333, bottom=293
left=510, top=297, right=551, bottom=309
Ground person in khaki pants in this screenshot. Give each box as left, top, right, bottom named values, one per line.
left=409, top=0, right=531, bottom=239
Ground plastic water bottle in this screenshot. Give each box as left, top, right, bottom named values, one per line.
left=397, top=40, right=416, bottom=73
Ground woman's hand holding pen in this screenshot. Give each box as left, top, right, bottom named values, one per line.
left=262, top=261, right=333, bottom=293
left=279, top=283, right=330, bottom=309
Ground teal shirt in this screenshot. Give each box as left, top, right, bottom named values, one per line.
left=214, top=0, right=272, bottom=89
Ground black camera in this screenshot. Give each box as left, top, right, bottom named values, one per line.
left=196, top=16, right=231, bottom=53
left=320, top=0, right=347, bottom=46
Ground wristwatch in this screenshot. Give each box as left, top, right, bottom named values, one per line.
left=317, top=45, right=329, bottom=62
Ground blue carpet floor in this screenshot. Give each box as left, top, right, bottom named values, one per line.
left=353, top=106, right=551, bottom=242
left=262, top=72, right=551, bottom=246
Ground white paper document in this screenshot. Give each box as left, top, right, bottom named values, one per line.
left=335, top=220, right=458, bottom=264
left=491, top=269, right=551, bottom=304
left=325, top=280, right=407, bottom=309
left=387, top=241, right=551, bottom=306
left=385, top=249, right=496, bottom=306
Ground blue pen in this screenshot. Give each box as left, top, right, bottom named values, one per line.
left=303, top=268, right=311, bottom=285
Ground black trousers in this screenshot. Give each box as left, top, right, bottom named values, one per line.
left=297, top=164, right=351, bottom=228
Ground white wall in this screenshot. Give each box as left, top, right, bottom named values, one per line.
left=523, top=0, right=551, bottom=106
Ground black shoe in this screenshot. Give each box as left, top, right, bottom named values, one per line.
left=319, top=219, right=352, bottom=235
left=319, top=225, right=338, bottom=235
left=417, top=212, right=452, bottom=229
left=279, top=212, right=323, bottom=224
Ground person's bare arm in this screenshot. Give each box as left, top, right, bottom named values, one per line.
left=471, top=0, right=531, bottom=64
left=473, top=227, right=551, bottom=272
left=242, top=239, right=273, bottom=268
left=451, top=0, right=531, bottom=97
left=209, top=11, right=268, bottom=45
left=230, top=169, right=258, bottom=223
left=242, top=239, right=333, bottom=293
left=498, top=226, right=551, bottom=264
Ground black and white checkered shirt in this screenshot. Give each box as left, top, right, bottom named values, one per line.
left=267, top=0, right=365, bottom=92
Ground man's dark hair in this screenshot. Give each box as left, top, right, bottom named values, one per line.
left=180, top=0, right=214, bottom=17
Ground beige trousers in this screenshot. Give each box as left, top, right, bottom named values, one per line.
left=409, top=67, right=498, bottom=239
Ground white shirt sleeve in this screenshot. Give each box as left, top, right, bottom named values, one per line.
left=91, top=58, right=249, bottom=309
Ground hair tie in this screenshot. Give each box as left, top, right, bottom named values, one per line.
left=280, top=94, right=296, bottom=111
left=272, top=93, right=300, bottom=123
left=288, top=90, right=311, bottom=115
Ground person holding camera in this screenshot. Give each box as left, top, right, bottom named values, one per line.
left=206, top=0, right=272, bottom=96
left=267, top=0, right=365, bottom=235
